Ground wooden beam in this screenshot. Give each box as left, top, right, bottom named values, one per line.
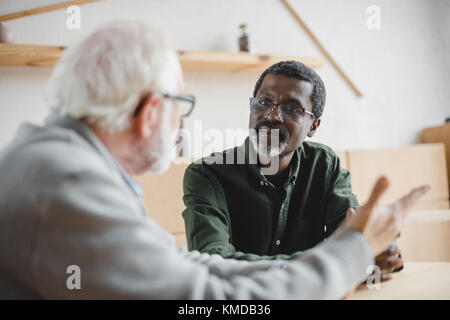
left=0, top=0, right=99, bottom=22
left=281, top=0, right=363, bottom=97
left=0, top=43, right=323, bottom=71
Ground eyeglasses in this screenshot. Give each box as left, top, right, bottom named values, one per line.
left=133, top=93, right=196, bottom=118
left=249, top=97, right=315, bottom=123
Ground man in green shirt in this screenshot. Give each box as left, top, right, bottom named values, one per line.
left=182, top=61, right=402, bottom=279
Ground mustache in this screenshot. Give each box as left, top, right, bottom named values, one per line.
left=254, top=122, right=289, bottom=143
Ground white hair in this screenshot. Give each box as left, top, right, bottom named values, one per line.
left=46, top=20, right=181, bottom=132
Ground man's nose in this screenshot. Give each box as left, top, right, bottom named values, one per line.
left=264, top=105, right=283, bottom=122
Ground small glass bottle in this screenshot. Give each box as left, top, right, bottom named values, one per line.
left=238, top=24, right=249, bottom=52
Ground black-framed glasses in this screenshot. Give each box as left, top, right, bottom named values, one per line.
left=249, top=97, right=315, bottom=123
left=133, top=93, right=196, bottom=118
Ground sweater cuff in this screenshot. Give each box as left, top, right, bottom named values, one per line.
left=323, top=228, right=375, bottom=287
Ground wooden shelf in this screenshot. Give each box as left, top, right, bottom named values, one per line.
left=0, top=43, right=65, bottom=67
left=0, top=43, right=322, bottom=72
left=178, top=50, right=322, bottom=72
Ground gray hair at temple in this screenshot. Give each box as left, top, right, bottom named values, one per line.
left=253, top=60, right=326, bottom=118
left=45, top=20, right=181, bottom=132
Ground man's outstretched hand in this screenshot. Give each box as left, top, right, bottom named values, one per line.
left=343, top=176, right=430, bottom=258
left=345, top=208, right=404, bottom=282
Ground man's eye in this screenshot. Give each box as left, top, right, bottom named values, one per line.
left=284, top=106, right=302, bottom=114
left=258, top=100, right=272, bottom=107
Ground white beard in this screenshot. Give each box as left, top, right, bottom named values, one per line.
left=249, top=127, right=287, bottom=159
left=146, top=101, right=177, bottom=174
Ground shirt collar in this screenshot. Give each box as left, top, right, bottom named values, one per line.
left=242, top=137, right=302, bottom=185
left=109, top=156, right=143, bottom=198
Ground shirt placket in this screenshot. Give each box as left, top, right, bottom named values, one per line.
left=269, top=181, right=294, bottom=255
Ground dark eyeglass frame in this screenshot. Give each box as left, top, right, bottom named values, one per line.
left=133, top=93, right=196, bottom=118
left=249, top=97, right=316, bottom=121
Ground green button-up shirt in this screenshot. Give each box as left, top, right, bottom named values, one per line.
left=182, top=138, right=359, bottom=261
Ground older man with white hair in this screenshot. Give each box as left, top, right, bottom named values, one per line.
left=0, top=20, right=429, bottom=299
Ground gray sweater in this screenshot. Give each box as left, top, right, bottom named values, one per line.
left=0, top=114, right=374, bottom=299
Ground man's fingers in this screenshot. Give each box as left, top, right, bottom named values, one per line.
left=403, top=185, right=431, bottom=210
left=365, top=176, right=390, bottom=210
left=377, top=255, right=404, bottom=272
left=380, top=273, right=393, bottom=282
left=346, top=207, right=356, bottom=218
left=393, top=254, right=405, bottom=273
left=391, top=185, right=431, bottom=217
left=375, top=243, right=400, bottom=262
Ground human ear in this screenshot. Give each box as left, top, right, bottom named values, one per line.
left=136, top=92, right=162, bottom=139
left=307, top=118, right=321, bottom=137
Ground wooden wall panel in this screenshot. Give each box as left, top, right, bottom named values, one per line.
left=347, top=143, right=449, bottom=210
left=397, top=210, right=450, bottom=262
left=134, top=161, right=190, bottom=234
left=422, top=123, right=450, bottom=191
left=412, top=200, right=450, bottom=211
left=335, top=150, right=349, bottom=170
left=173, top=233, right=188, bottom=249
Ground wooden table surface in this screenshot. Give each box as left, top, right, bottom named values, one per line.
left=349, top=262, right=450, bottom=299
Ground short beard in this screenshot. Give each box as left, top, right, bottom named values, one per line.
left=249, top=125, right=288, bottom=159
left=146, top=100, right=176, bottom=174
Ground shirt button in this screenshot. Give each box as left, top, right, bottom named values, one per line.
left=260, top=181, right=264, bottom=186
left=276, top=240, right=281, bottom=246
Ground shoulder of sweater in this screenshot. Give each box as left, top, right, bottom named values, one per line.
left=185, top=145, right=243, bottom=174
left=301, top=141, right=340, bottom=163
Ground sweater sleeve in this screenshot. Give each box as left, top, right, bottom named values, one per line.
left=183, top=227, right=374, bottom=299
left=32, top=154, right=373, bottom=299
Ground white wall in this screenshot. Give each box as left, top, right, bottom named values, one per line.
left=0, top=0, right=449, bottom=155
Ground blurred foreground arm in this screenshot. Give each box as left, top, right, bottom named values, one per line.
left=29, top=165, right=428, bottom=299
